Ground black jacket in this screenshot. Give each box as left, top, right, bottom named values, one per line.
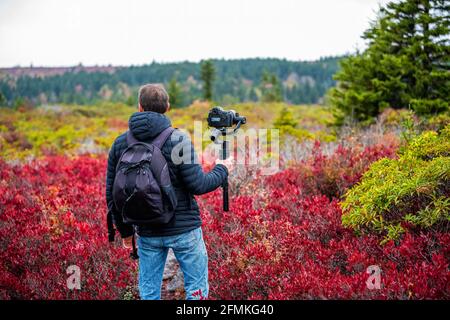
left=106, top=111, right=228, bottom=238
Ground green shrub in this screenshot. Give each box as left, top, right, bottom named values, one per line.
left=341, top=125, right=450, bottom=244
left=423, top=113, right=450, bottom=132
left=273, top=106, right=335, bottom=142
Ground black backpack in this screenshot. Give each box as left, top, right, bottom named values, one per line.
left=112, top=127, right=178, bottom=227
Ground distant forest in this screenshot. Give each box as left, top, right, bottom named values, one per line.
left=0, top=57, right=341, bottom=107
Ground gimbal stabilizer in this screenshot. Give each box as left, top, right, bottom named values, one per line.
left=207, top=107, right=246, bottom=211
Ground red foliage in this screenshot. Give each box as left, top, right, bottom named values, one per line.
left=0, top=139, right=448, bottom=299
left=0, top=156, right=137, bottom=299
left=199, top=141, right=449, bottom=299
left=267, top=140, right=399, bottom=199
left=200, top=189, right=450, bottom=299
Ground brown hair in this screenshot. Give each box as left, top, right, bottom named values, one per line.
left=138, top=84, right=169, bottom=113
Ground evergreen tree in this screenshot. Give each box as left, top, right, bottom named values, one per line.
left=168, top=77, right=183, bottom=108
left=125, top=95, right=136, bottom=107
left=200, top=60, right=216, bottom=101
left=274, top=106, right=297, bottom=128
left=261, top=71, right=283, bottom=102
left=330, top=0, right=450, bottom=122
left=0, top=92, right=5, bottom=107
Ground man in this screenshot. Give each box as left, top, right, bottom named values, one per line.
left=106, top=84, right=232, bottom=300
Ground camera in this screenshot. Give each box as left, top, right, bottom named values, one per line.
left=207, top=106, right=246, bottom=129
left=206, top=106, right=247, bottom=212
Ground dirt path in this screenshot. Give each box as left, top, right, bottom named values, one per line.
left=160, top=249, right=185, bottom=300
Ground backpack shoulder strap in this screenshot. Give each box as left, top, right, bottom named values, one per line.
left=151, top=127, right=175, bottom=149
left=126, top=130, right=139, bottom=146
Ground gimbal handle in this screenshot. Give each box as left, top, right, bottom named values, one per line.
left=211, top=121, right=246, bottom=213
left=221, top=140, right=229, bottom=212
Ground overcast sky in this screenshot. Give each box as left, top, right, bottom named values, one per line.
left=0, top=0, right=392, bottom=67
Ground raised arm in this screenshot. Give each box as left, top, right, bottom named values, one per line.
left=171, top=131, right=228, bottom=195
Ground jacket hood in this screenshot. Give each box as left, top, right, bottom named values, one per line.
left=128, top=111, right=171, bottom=141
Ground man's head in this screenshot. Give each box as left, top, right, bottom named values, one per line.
left=138, top=84, right=170, bottom=113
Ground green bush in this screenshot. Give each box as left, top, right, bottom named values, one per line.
left=273, top=106, right=335, bottom=142
left=423, top=112, right=450, bottom=132
left=341, top=125, right=450, bottom=244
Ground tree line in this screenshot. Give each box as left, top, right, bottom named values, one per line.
left=0, top=57, right=340, bottom=108
left=1, top=0, right=448, bottom=123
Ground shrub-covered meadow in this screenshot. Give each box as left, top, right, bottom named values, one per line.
left=0, top=103, right=449, bottom=299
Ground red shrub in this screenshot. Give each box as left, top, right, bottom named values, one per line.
left=198, top=141, right=449, bottom=299
left=0, top=156, right=137, bottom=299
left=200, top=180, right=450, bottom=299
left=0, top=138, right=448, bottom=300
left=266, top=140, right=399, bottom=199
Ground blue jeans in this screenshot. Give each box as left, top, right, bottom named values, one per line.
left=137, top=227, right=209, bottom=300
